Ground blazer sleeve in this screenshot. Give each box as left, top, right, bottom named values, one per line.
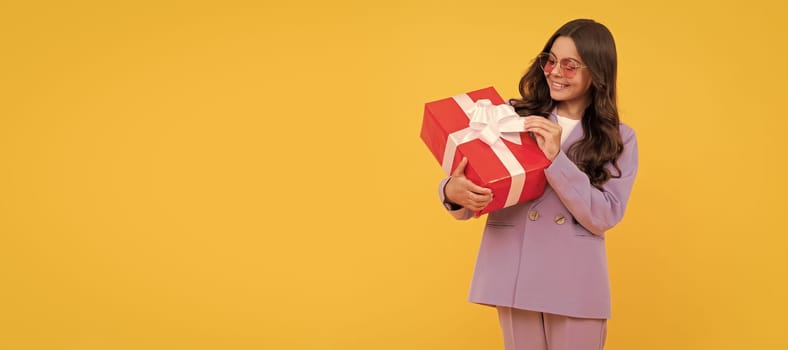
left=544, top=125, right=639, bottom=235
left=438, top=177, right=474, bottom=220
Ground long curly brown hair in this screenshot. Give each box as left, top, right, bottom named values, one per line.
left=510, top=19, right=624, bottom=188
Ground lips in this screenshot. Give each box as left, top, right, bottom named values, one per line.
left=550, top=81, right=568, bottom=90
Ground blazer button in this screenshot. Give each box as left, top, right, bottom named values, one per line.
left=554, top=214, right=566, bottom=225
left=528, top=210, right=539, bottom=221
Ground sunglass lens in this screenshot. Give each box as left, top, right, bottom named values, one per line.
left=539, top=55, right=555, bottom=72
left=559, top=59, right=580, bottom=78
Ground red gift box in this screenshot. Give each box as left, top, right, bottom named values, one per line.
left=421, top=86, right=551, bottom=216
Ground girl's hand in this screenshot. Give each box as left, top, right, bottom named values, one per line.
left=445, top=157, right=493, bottom=211
left=524, top=116, right=562, bottom=161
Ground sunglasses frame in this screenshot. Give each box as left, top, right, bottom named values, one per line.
left=537, top=52, right=588, bottom=78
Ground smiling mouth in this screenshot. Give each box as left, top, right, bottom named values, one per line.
left=551, top=81, right=568, bottom=89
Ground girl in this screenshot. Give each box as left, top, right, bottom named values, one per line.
left=439, top=19, right=638, bottom=350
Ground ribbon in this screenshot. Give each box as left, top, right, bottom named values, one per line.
left=441, top=94, right=527, bottom=208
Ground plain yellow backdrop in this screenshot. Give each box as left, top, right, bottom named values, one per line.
left=1, top=0, right=787, bottom=349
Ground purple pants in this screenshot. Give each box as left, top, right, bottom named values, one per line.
left=497, top=307, right=607, bottom=350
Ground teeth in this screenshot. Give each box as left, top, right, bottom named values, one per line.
left=552, top=82, right=567, bottom=89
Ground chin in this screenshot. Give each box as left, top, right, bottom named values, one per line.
left=549, top=91, right=566, bottom=101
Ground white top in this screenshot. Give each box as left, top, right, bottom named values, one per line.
left=556, top=114, right=581, bottom=144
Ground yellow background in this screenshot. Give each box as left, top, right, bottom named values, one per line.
left=1, top=0, right=786, bottom=349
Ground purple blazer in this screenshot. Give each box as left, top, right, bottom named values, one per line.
left=439, top=113, right=638, bottom=319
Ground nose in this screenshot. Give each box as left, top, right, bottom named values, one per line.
left=548, top=62, right=563, bottom=77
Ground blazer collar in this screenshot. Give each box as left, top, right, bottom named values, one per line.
left=549, top=107, right=584, bottom=152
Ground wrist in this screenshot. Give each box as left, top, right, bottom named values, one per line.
left=443, top=176, right=454, bottom=201
left=548, top=149, right=560, bottom=161
left=442, top=177, right=462, bottom=210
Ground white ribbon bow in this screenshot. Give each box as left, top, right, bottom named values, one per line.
left=442, top=94, right=527, bottom=209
